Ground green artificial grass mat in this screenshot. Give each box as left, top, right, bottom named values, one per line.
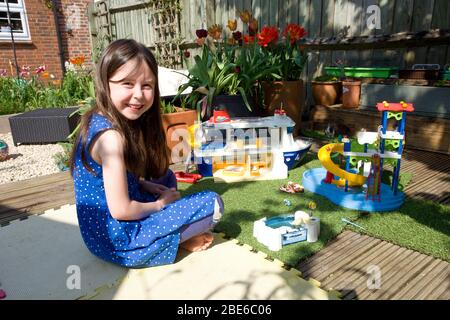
left=178, top=154, right=450, bottom=266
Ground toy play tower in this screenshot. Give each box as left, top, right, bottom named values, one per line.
left=377, top=101, right=414, bottom=195
left=302, top=101, right=414, bottom=212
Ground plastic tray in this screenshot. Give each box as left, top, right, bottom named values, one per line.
left=325, top=67, right=398, bottom=79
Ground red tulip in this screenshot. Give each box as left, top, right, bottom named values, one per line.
left=257, top=26, right=278, bottom=47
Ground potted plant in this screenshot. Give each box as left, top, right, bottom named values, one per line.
left=176, top=11, right=280, bottom=121
left=160, top=96, right=197, bottom=163
left=255, top=23, right=309, bottom=136
left=311, top=75, right=342, bottom=106
left=335, top=60, right=361, bottom=109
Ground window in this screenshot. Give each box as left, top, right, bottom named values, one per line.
left=0, top=0, right=30, bottom=41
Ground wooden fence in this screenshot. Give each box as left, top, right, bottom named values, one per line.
left=88, top=0, right=449, bottom=104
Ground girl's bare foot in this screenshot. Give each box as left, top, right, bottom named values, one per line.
left=180, top=232, right=214, bottom=252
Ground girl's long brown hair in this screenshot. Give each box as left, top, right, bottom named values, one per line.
left=70, top=39, right=169, bottom=179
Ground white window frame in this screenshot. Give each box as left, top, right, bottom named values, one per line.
left=0, top=0, right=31, bottom=41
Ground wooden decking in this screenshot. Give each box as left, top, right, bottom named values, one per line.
left=0, top=171, right=74, bottom=226
left=298, top=231, right=449, bottom=300
left=401, top=149, right=450, bottom=205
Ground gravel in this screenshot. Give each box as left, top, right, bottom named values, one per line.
left=0, top=132, right=65, bottom=185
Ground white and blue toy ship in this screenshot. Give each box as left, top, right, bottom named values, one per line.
left=193, top=112, right=312, bottom=183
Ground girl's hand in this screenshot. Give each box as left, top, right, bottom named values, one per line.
left=157, top=188, right=181, bottom=209
left=139, top=179, right=169, bottom=195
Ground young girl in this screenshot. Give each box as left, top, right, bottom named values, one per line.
left=71, top=39, right=223, bottom=268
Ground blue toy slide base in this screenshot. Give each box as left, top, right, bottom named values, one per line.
left=302, top=168, right=404, bottom=212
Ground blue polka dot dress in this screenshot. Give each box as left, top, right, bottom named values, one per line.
left=73, top=113, right=219, bottom=268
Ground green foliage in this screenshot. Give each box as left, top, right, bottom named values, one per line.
left=0, top=70, right=94, bottom=115
left=236, top=41, right=280, bottom=90
left=160, top=99, right=179, bottom=114
left=177, top=43, right=245, bottom=113
left=260, top=39, right=309, bottom=82
left=53, top=142, right=73, bottom=171
left=313, top=75, right=339, bottom=82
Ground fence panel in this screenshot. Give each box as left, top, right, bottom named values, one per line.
left=88, top=0, right=450, bottom=73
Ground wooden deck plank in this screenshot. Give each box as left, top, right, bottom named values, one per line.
left=404, top=163, right=450, bottom=185
left=0, top=177, right=73, bottom=203
left=0, top=171, right=71, bottom=194
left=405, top=172, right=449, bottom=193
left=299, top=233, right=368, bottom=278
left=310, top=237, right=382, bottom=281
left=358, top=250, right=420, bottom=300
left=437, top=283, right=450, bottom=300
left=343, top=245, right=412, bottom=300
left=382, top=254, right=437, bottom=300
left=0, top=197, right=75, bottom=226
left=323, top=240, right=394, bottom=289
left=389, top=259, right=445, bottom=299
left=412, top=262, right=450, bottom=300
left=297, top=231, right=359, bottom=270
left=300, top=232, right=365, bottom=275
left=1, top=190, right=75, bottom=217
left=329, top=242, right=402, bottom=297
left=0, top=181, right=74, bottom=213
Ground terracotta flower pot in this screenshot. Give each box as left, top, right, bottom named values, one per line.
left=261, top=80, right=305, bottom=136
left=311, top=81, right=342, bottom=106
left=342, top=79, right=361, bottom=109
left=161, top=109, right=197, bottom=163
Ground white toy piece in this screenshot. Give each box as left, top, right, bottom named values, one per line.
left=253, top=210, right=320, bottom=251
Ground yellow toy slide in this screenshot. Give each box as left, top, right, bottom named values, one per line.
left=318, top=143, right=366, bottom=187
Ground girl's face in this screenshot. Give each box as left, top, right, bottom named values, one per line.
left=108, top=58, right=156, bottom=121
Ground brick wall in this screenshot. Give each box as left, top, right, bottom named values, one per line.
left=58, top=0, right=94, bottom=68
left=0, top=0, right=93, bottom=79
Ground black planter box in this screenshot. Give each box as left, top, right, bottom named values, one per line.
left=9, top=107, right=80, bottom=145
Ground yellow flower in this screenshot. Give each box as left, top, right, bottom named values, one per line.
left=208, top=24, right=222, bottom=40
left=308, top=201, right=317, bottom=210
left=227, top=19, right=237, bottom=31
left=239, top=9, right=251, bottom=23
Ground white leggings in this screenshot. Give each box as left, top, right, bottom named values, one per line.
left=180, top=196, right=224, bottom=243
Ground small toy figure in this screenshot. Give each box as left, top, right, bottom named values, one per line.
left=274, top=103, right=286, bottom=116
left=279, top=181, right=304, bottom=193
left=291, top=211, right=310, bottom=226
left=0, top=139, right=9, bottom=162
left=324, top=171, right=334, bottom=184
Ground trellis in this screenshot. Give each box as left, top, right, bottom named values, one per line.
left=147, top=0, right=183, bottom=68
left=88, top=0, right=183, bottom=68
